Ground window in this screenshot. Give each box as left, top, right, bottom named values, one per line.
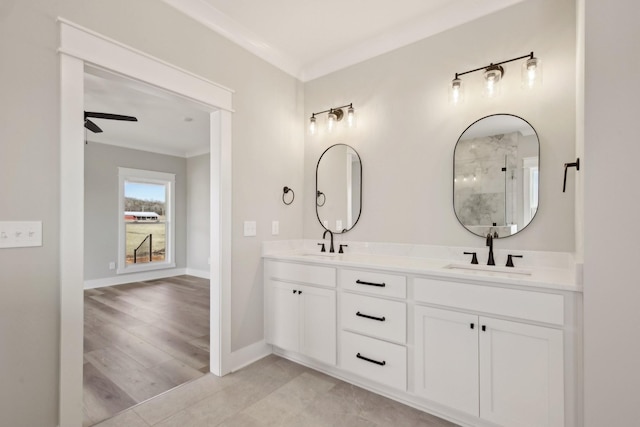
left=117, top=167, right=175, bottom=274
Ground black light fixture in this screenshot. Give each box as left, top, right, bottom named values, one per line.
left=450, top=52, right=542, bottom=104
left=309, top=103, right=355, bottom=135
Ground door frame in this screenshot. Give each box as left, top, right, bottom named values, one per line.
left=58, top=19, right=233, bottom=426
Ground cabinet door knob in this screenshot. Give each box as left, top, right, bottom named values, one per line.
left=298, top=290, right=302, bottom=295
left=292, top=290, right=297, bottom=294
left=481, top=325, right=486, bottom=332
left=470, top=323, right=475, bottom=329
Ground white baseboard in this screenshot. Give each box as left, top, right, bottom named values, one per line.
left=185, top=268, right=211, bottom=279
left=230, top=340, right=272, bottom=372
left=84, top=268, right=187, bottom=289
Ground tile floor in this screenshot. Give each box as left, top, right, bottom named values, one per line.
left=93, top=354, right=458, bottom=427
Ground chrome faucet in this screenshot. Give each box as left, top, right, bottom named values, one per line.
left=486, top=233, right=495, bottom=266
left=323, top=229, right=335, bottom=253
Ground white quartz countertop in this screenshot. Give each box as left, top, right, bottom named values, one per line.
left=263, top=251, right=582, bottom=292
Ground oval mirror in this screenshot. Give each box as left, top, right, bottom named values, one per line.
left=453, top=114, right=539, bottom=238
left=316, top=144, right=362, bottom=233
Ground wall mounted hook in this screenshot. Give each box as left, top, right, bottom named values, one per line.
left=563, top=158, right=580, bottom=193
left=282, top=186, right=295, bottom=205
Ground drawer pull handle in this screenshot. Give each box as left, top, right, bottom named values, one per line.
left=356, top=311, right=386, bottom=322
left=355, top=279, right=386, bottom=288
left=356, top=353, right=386, bottom=366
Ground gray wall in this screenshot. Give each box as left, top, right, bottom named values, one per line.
left=303, top=0, right=576, bottom=252
left=0, top=1, right=303, bottom=425
left=84, top=142, right=188, bottom=280
left=187, top=153, right=210, bottom=273
left=583, top=0, right=640, bottom=424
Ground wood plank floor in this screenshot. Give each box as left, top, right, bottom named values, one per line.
left=83, top=275, right=210, bottom=427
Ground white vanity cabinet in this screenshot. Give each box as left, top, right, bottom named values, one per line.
left=264, top=260, right=337, bottom=366
left=338, top=269, right=408, bottom=390
left=264, top=253, right=580, bottom=427
left=414, top=278, right=565, bottom=427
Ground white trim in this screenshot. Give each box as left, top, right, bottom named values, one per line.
left=186, top=268, right=211, bottom=279
left=59, top=53, right=86, bottom=427
left=59, top=20, right=233, bottom=427
left=58, top=18, right=234, bottom=110
left=117, top=168, right=176, bottom=275
left=230, top=340, right=272, bottom=372
left=87, top=137, right=202, bottom=159
left=84, top=268, right=187, bottom=289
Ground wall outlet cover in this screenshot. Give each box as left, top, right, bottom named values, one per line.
left=243, top=221, right=257, bottom=237
left=271, top=220, right=279, bottom=235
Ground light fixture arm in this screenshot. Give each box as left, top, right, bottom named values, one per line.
left=453, top=52, right=535, bottom=79
left=310, top=103, right=353, bottom=119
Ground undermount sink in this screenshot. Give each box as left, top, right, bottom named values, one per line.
left=444, top=263, right=532, bottom=276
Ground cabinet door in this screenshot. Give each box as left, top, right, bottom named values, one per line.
left=479, top=317, right=564, bottom=427
left=299, top=284, right=336, bottom=365
left=266, top=280, right=299, bottom=353
left=414, top=306, right=479, bottom=415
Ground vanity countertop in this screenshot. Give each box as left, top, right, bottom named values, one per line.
left=263, top=251, right=582, bottom=293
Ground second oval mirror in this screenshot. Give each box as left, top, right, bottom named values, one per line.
left=316, top=144, right=362, bottom=233
left=454, top=114, right=539, bottom=238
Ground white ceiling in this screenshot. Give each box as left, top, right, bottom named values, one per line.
left=163, top=0, right=526, bottom=81
left=84, top=67, right=211, bottom=158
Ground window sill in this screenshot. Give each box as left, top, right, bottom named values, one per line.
left=116, top=261, right=176, bottom=275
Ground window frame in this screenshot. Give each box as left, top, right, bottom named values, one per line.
left=117, top=167, right=176, bottom=274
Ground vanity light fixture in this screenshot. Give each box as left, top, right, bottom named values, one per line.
left=308, top=103, right=355, bottom=135
left=449, top=52, right=541, bottom=104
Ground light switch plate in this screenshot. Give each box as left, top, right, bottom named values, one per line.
left=0, top=221, right=43, bottom=248
left=243, top=221, right=257, bottom=237
left=271, top=220, right=279, bottom=235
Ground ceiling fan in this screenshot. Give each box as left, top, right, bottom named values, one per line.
left=84, top=111, right=138, bottom=133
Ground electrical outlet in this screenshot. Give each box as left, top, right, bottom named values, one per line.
left=336, top=220, right=343, bottom=231
left=243, top=221, right=257, bottom=237
left=271, top=221, right=279, bottom=235
left=108, top=262, right=116, bottom=270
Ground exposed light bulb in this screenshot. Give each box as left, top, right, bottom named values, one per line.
left=522, top=57, right=542, bottom=89
left=483, top=66, right=503, bottom=98
left=347, top=106, right=355, bottom=128
left=449, top=78, right=463, bottom=105
left=327, top=111, right=337, bottom=132
left=309, top=115, right=317, bottom=135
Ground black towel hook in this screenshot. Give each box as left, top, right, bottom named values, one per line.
left=563, top=158, right=580, bottom=193
left=282, top=187, right=295, bottom=205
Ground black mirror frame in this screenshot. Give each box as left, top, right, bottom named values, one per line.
left=453, top=113, right=540, bottom=239
left=315, top=143, right=363, bottom=234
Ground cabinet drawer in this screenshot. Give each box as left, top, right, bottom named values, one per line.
left=266, top=260, right=336, bottom=287
left=341, top=293, right=406, bottom=344
left=340, top=331, right=407, bottom=391
left=340, top=269, right=406, bottom=298
left=414, top=277, right=564, bottom=325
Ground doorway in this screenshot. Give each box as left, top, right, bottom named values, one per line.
left=59, top=19, right=233, bottom=427
left=82, top=66, right=214, bottom=424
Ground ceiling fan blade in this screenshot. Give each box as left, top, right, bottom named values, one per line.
left=84, top=111, right=138, bottom=122
left=84, top=119, right=103, bottom=133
